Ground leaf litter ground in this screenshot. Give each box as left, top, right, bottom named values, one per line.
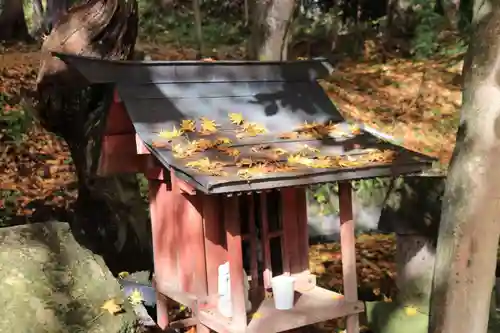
left=0, top=42, right=462, bottom=332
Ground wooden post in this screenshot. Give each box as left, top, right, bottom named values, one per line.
left=225, top=196, right=248, bottom=329
left=149, top=178, right=174, bottom=329
left=339, top=181, right=360, bottom=333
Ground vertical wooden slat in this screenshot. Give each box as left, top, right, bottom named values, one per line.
left=338, top=181, right=360, bottom=333
left=225, top=196, right=247, bottom=329
left=203, top=194, right=227, bottom=298
left=149, top=178, right=175, bottom=329
left=260, top=193, right=273, bottom=289
left=247, top=195, right=259, bottom=290
left=171, top=170, right=195, bottom=294
left=281, top=188, right=299, bottom=274
left=296, top=188, right=310, bottom=272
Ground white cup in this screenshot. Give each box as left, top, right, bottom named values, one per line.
left=271, top=275, right=296, bottom=310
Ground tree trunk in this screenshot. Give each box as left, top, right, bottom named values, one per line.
left=380, top=176, right=444, bottom=312
left=30, top=0, right=46, bottom=38
left=35, top=0, right=151, bottom=274
left=248, top=0, right=296, bottom=60
left=192, top=0, right=203, bottom=58
left=0, top=0, right=31, bottom=42
left=428, top=2, right=500, bottom=333
left=440, top=0, right=461, bottom=30
left=46, top=0, right=69, bottom=29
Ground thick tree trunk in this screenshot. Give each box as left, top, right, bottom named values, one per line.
left=0, top=0, right=31, bottom=42
left=35, top=0, right=151, bottom=273
left=380, top=177, right=444, bottom=314
left=248, top=0, right=296, bottom=60
left=428, top=3, right=500, bottom=333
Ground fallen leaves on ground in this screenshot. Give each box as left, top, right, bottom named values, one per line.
left=323, top=57, right=461, bottom=167
left=310, top=233, right=397, bottom=332
left=0, top=40, right=463, bottom=333
left=101, top=298, right=123, bottom=315
left=0, top=45, right=76, bottom=226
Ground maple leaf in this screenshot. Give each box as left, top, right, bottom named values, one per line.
left=215, top=137, right=232, bottom=145
left=186, top=158, right=227, bottom=176
left=218, top=146, right=240, bottom=157
left=237, top=169, right=252, bottom=179
left=302, top=144, right=320, bottom=154
left=273, top=148, right=288, bottom=156
left=158, top=126, right=183, bottom=140
left=287, top=154, right=313, bottom=166
left=310, top=158, right=333, bottom=169
left=237, top=122, right=266, bottom=138
left=101, top=299, right=122, bottom=315
left=194, top=139, right=215, bottom=151
left=251, top=144, right=271, bottom=152
left=180, top=119, right=196, bottom=132
left=128, top=289, right=144, bottom=305
left=172, top=144, right=195, bottom=159
left=236, top=158, right=254, bottom=168
left=200, top=117, right=218, bottom=135
left=229, top=112, right=244, bottom=125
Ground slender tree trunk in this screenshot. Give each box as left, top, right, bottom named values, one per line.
left=428, top=3, right=500, bottom=333
left=192, top=0, right=203, bottom=58
left=0, top=0, right=31, bottom=42
left=440, top=0, right=461, bottom=30
left=31, top=0, right=46, bottom=38
left=249, top=0, right=296, bottom=60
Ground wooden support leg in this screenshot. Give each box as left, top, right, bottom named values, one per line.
left=225, top=196, right=248, bottom=330
left=149, top=179, right=174, bottom=329
left=338, top=181, right=360, bottom=333
left=171, top=173, right=210, bottom=333
left=260, top=193, right=273, bottom=290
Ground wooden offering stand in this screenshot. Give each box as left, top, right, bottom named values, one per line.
left=55, top=53, right=435, bottom=333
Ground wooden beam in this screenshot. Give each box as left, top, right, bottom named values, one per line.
left=338, top=181, right=360, bottom=333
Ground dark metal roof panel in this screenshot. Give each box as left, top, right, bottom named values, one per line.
left=53, top=52, right=333, bottom=84
left=53, top=53, right=435, bottom=194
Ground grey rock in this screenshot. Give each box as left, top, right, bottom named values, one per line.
left=0, top=221, right=139, bottom=333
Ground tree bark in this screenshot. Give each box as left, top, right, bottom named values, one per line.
left=192, top=0, right=203, bottom=58
left=30, top=0, right=46, bottom=37
left=440, top=0, right=461, bottom=30
left=428, top=2, right=500, bottom=333
left=0, top=0, right=31, bottom=42
left=248, top=0, right=296, bottom=60
left=35, top=0, right=152, bottom=273
left=380, top=176, right=444, bottom=310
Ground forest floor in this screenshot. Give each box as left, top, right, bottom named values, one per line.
left=0, top=40, right=463, bottom=331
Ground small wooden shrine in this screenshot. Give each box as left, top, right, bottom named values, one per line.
left=55, top=53, right=434, bottom=333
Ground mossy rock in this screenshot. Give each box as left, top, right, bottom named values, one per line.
left=0, top=222, right=139, bottom=333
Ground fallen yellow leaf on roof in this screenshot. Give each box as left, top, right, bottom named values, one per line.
left=158, top=126, right=183, bottom=140
left=128, top=289, right=144, bottom=305
left=200, top=117, right=218, bottom=135
left=180, top=119, right=196, bottom=132
left=229, top=112, right=244, bottom=125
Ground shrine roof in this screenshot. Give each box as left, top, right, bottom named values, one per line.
left=55, top=53, right=435, bottom=194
